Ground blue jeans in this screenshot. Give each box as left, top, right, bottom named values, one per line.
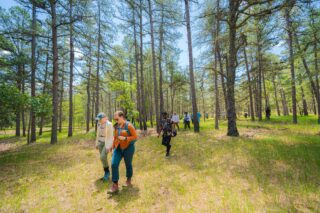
left=111, top=143, right=135, bottom=183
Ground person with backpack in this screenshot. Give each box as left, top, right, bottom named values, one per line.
left=108, top=111, right=138, bottom=194
left=183, top=112, right=191, bottom=129
left=95, top=112, right=113, bottom=181
left=158, top=112, right=176, bottom=157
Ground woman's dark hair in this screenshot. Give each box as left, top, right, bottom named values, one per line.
left=116, top=110, right=125, bottom=117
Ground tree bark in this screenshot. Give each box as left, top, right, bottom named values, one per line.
left=148, top=0, right=160, bottom=133
left=50, top=0, right=59, bottom=144
left=132, top=2, right=142, bottom=130
left=244, top=46, right=254, bottom=121
left=272, top=73, right=281, bottom=116
left=22, top=64, right=26, bottom=137
left=95, top=0, right=101, bottom=131
left=39, top=40, right=49, bottom=136
left=86, top=42, right=92, bottom=133
left=159, top=4, right=164, bottom=115
left=59, top=59, right=64, bottom=133
left=30, top=2, right=37, bottom=143
left=226, top=1, right=239, bottom=136
left=139, top=0, right=147, bottom=130
left=15, top=64, right=22, bottom=137
left=285, top=6, right=297, bottom=124
left=184, top=0, right=199, bottom=132
left=68, top=0, right=74, bottom=137
left=300, top=85, right=308, bottom=116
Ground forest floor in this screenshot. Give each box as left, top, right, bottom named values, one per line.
left=0, top=116, right=319, bottom=212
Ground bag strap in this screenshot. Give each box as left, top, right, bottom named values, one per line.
left=125, top=121, right=131, bottom=136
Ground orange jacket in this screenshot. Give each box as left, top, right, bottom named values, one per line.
left=113, top=122, right=138, bottom=149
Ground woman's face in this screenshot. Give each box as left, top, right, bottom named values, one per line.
left=114, top=114, right=125, bottom=125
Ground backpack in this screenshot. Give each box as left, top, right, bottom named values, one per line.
left=117, top=121, right=137, bottom=144
left=162, top=119, right=172, bottom=137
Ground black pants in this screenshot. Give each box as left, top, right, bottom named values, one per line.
left=184, top=121, right=190, bottom=129
left=162, top=136, right=172, bottom=154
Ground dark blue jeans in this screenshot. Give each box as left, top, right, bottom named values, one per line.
left=111, top=143, right=135, bottom=183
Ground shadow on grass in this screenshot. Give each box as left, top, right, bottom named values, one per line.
left=94, top=178, right=110, bottom=193
left=107, top=185, right=140, bottom=206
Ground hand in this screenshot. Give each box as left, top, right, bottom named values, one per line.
left=157, top=134, right=160, bottom=138
left=118, top=136, right=126, bottom=141
left=95, top=145, right=99, bottom=150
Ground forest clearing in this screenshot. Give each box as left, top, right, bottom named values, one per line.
left=1, top=0, right=320, bottom=212
left=1, top=117, right=319, bottom=212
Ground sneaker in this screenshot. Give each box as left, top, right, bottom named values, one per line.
left=102, top=171, right=110, bottom=181
left=123, top=179, right=132, bottom=187
left=107, top=183, right=119, bottom=194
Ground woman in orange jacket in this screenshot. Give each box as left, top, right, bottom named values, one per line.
left=108, top=111, right=138, bottom=194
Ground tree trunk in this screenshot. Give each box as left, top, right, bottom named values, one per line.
left=214, top=0, right=221, bottom=129
left=285, top=6, right=297, bottom=124
left=91, top=91, right=95, bottom=127
left=22, top=64, right=26, bottom=137
left=132, top=2, right=142, bottom=130
left=148, top=0, right=160, bottom=133
left=139, top=0, right=147, bottom=130
left=86, top=43, right=92, bottom=133
left=68, top=0, right=74, bottom=137
left=39, top=41, right=49, bottom=136
left=59, top=59, right=64, bottom=133
left=50, top=0, right=59, bottom=144
left=244, top=46, right=254, bottom=121
left=300, top=85, right=308, bottom=116
left=256, top=31, right=263, bottom=121
left=159, top=5, right=164, bottom=115
left=95, top=0, right=101, bottom=131
left=15, top=64, right=22, bottom=137
left=280, top=88, right=289, bottom=116
left=272, top=73, right=281, bottom=116
left=184, top=0, right=199, bottom=132
left=226, top=1, right=239, bottom=136
left=30, top=2, right=37, bottom=143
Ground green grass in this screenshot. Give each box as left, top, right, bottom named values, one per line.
left=0, top=116, right=319, bottom=212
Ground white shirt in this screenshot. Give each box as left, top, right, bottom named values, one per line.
left=171, top=115, right=180, bottom=123
left=95, top=120, right=114, bottom=149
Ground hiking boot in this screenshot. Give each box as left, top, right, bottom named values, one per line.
left=102, top=171, right=110, bottom=181
left=107, top=183, right=119, bottom=194
left=123, top=178, right=132, bottom=187
left=166, top=152, right=170, bottom=158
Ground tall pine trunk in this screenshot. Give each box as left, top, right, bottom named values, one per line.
left=244, top=45, right=254, bottom=121
left=95, top=0, right=102, bottom=131
left=30, top=2, right=37, bottom=143
left=50, top=0, right=59, bottom=144
left=148, top=0, right=160, bottom=133
left=139, top=0, right=147, bottom=130
left=285, top=6, right=297, bottom=124
left=68, top=0, right=74, bottom=137
left=184, top=0, right=199, bottom=132
left=226, top=1, right=239, bottom=136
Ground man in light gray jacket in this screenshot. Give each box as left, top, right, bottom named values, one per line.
left=95, top=112, right=114, bottom=181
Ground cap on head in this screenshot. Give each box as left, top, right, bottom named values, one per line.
left=95, top=112, right=106, bottom=121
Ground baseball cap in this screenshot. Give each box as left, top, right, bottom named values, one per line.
left=95, top=112, right=106, bottom=121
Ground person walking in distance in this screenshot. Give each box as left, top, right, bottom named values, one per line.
left=183, top=112, right=191, bottom=130
left=171, top=112, right=180, bottom=130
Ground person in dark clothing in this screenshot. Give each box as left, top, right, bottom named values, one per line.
left=158, top=112, right=174, bottom=157
left=266, top=106, right=271, bottom=120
